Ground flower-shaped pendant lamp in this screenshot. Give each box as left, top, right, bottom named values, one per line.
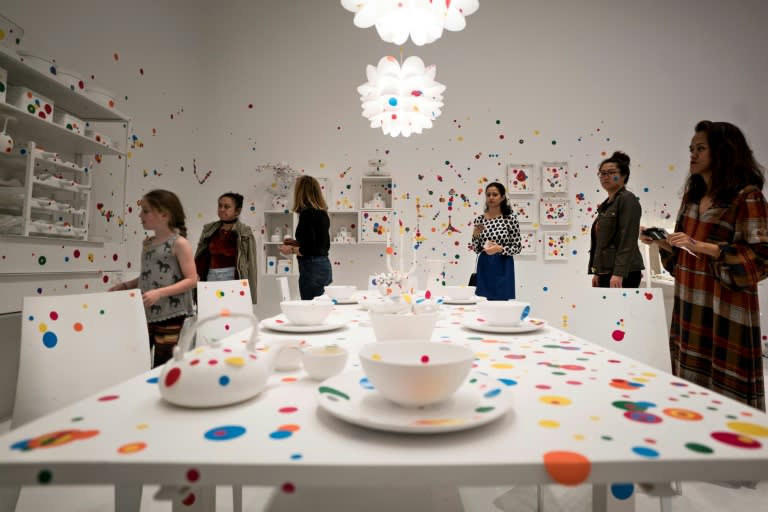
left=341, top=0, right=479, bottom=46
left=357, top=55, right=446, bottom=137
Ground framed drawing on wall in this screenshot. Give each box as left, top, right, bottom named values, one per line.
left=541, top=161, right=568, bottom=193
left=540, top=199, right=570, bottom=225
left=543, top=231, right=569, bottom=260
left=507, top=163, right=536, bottom=194
left=509, top=199, right=537, bottom=224
left=519, top=229, right=538, bottom=255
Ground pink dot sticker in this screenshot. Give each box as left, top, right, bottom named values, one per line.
left=420, top=355, right=430, bottom=364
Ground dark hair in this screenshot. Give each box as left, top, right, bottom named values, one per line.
left=599, top=151, right=631, bottom=184
left=687, top=120, right=764, bottom=203
left=219, top=192, right=244, bottom=210
left=292, top=175, right=328, bottom=212
left=485, top=182, right=512, bottom=217
left=142, top=189, right=188, bottom=237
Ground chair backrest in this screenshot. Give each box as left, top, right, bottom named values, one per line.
left=197, top=280, right=255, bottom=343
left=12, top=289, right=150, bottom=428
left=276, top=276, right=291, bottom=302
left=560, top=287, right=671, bottom=372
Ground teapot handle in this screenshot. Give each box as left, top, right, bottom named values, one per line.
left=173, top=312, right=259, bottom=362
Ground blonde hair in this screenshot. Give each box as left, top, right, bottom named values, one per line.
left=291, top=175, right=328, bottom=212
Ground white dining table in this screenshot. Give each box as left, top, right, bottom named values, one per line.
left=0, top=303, right=766, bottom=512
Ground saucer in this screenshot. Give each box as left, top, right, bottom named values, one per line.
left=442, top=295, right=485, bottom=305
left=260, top=315, right=347, bottom=333
left=462, top=316, right=547, bottom=334
left=316, top=372, right=510, bottom=434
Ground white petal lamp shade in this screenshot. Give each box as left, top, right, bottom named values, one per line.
left=341, top=0, right=479, bottom=46
left=357, top=55, right=446, bottom=137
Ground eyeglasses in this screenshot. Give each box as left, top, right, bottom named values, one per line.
left=597, top=170, right=619, bottom=177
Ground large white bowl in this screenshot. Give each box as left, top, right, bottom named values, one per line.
left=477, top=300, right=531, bottom=326
left=370, top=311, right=438, bottom=342
left=280, top=300, right=333, bottom=326
left=324, top=285, right=357, bottom=301
left=442, top=285, right=476, bottom=300
left=359, top=342, right=474, bottom=407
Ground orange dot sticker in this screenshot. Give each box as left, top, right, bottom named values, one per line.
left=543, top=450, right=591, bottom=486
left=73, top=322, right=84, bottom=332
left=118, top=442, right=147, bottom=454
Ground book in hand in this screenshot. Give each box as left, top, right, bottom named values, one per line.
left=641, top=227, right=669, bottom=241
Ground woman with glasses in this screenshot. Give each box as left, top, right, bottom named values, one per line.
left=641, top=121, right=767, bottom=412
left=588, top=151, right=644, bottom=287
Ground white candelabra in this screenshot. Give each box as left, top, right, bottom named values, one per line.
left=372, top=232, right=417, bottom=297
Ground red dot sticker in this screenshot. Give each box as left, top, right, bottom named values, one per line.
left=420, top=355, right=430, bottom=364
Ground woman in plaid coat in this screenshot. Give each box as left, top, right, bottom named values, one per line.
left=643, top=120, right=767, bottom=411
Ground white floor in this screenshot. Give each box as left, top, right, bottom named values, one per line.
left=3, top=357, right=767, bottom=511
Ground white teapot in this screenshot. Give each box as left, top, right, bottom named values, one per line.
left=158, top=313, right=294, bottom=407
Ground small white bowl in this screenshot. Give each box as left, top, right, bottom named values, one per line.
left=359, top=341, right=473, bottom=407
left=303, top=345, right=348, bottom=380
left=442, top=285, right=476, bottom=300
left=324, top=285, right=357, bottom=301
left=280, top=300, right=332, bottom=326
left=370, top=311, right=438, bottom=342
left=478, top=300, right=531, bottom=326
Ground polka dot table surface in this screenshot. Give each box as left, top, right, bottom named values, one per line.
left=1, top=306, right=766, bottom=499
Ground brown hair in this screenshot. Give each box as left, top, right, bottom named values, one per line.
left=142, top=189, right=188, bottom=237
left=599, top=151, right=631, bottom=184
left=687, top=120, right=764, bottom=203
left=291, top=175, right=328, bottom=213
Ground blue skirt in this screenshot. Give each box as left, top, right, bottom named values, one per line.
left=475, top=253, right=516, bottom=300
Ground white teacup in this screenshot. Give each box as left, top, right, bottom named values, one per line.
left=302, top=345, right=348, bottom=380
left=324, top=285, right=357, bottom=302
left=478, top=300, right=531, bottom=326
left=443, top=285, right=476, bottom=300
left=280, top=300, right=333, bottom=326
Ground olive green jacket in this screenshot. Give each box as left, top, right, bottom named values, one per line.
left=195, top=220, right=258, bottom=303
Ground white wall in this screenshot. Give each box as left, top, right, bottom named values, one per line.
left=3, top=0, right=767, bottom=327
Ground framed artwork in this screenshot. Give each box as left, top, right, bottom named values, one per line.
left=519, top=229, right=538, bottom=255
left=509, top=200, right=537, bottom=224
left=543, top=231, right=569, bottom=260
left=540, top=199, right=570, bottom=225
left=507, top=163, right=536, bottom=194
left=541, top=161, right=568, bottom=193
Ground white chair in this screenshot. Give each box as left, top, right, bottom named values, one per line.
left=196, top=280, right=254, bottom=344
left=2, top=289, right=151, bottom=512
left=276, top=276, right=291, bottom=302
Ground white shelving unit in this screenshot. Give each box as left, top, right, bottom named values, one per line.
left=262, top=210, right=297, bottom=276
left=0, top=45, right=130, bottom=241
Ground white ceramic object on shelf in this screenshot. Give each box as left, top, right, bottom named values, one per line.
left=158, top=313, right=295, bottom=408
left=477, top=299, right=531, bottom=326
left=358, top=341, right=473, bottom=407
left=303, top=345, right=348, bottom=380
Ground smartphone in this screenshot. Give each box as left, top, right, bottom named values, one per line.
left=642, top=227, right=669, bottom=241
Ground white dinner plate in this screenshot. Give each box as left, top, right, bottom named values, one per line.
left=331, top=298, right=358, bottom=305
left=259, top=315, right=347, bottom=333
left=461, top=316, right=547, bottom=334
left=316, top=372, right=510, bottom=434
left=442, top=295, right=486, bottom=305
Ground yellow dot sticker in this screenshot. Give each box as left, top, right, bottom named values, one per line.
left=727, top=421, right=768, bottom=438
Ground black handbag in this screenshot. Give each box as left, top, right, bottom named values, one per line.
left=468, top=254, right=479, bottom=286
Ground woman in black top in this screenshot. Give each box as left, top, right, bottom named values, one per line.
left=588, top=151, right=644, bottom=287
left=279, top=175, right=332, bottom=299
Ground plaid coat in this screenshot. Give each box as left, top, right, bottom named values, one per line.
left=662, top=185, right=768, bottom=411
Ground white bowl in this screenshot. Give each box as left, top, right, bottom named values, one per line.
left=477, top=300, right=531, bottom=326
left=302, top=345, right=348, bottom=380
left=359, top=342, right=473, bottom=407
left=370, top=311, right=438, bottom=342
left=324, top=285, right=357, bottom=301
left=442, top=285, right=476, bottom=300
left=280, top=300, right=333, bottom=326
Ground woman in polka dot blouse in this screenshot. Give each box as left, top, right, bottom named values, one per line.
left=471, top=182, right=522, bottom=300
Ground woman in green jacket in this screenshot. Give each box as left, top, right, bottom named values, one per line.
left=195, top=192, right=258, bottom=303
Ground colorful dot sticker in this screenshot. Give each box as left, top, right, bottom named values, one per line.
left=204, top=425, right=246, bottom=441
left=543, top=451, right=591, bottom=485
